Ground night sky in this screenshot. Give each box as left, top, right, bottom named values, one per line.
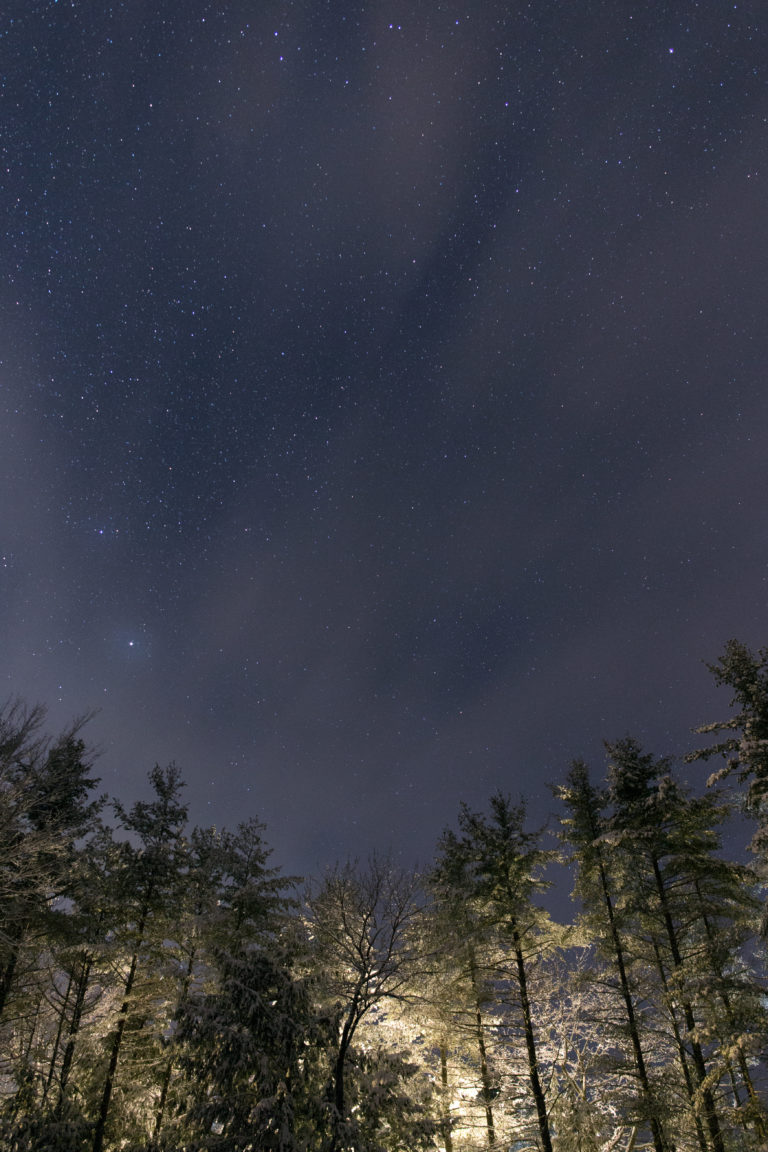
left=3, top=1, right=767, bottom=884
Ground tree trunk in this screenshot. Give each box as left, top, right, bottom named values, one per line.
left=594, top=852, right=670, bottom=1152
left=649, top=936, right=708, bottom=1152
left=511, top=923, right=552, bottom=1152
left=327, top=986, right=362, bottom=1152
left=696, top=887, right=768, bottom=1142
left=474, top=999, right=496, bottom=1146
left=0, top=923, right=24, bottom=1019
left=439, top=1040, right=454, bottom=1152
left=468, top=955, right=496, bottom=1146
left=57, top=950, right=93, bottom=1109
left=92, top=947, right=139, bottom=1152
left=44, top=966, right=74, bottom=1102
left=154, top=948, right=196, bottom=1139
left=651, top=857, right=724, bottom=1152
left=153, top=1052, right=174, bottom=1142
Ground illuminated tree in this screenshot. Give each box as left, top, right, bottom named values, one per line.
left=555, top=760, right=673, bottom=1152
left=147, top=823, right=228, bottom=1145
left=421, top=851, right=510, bottom=1149
left=689, top=638, right=768, bottom=927
left=164, top=818, right=325, bottom=1152
left=305, top=857, right=434, bottom=1152
left=40, top=822, right=126, bottom=1142
left=90, top=763, right=189, bottom=1152
left=0, top=703, right=102, bottom=1150
left=0, top=703, right=99, bottom=1022
left=431, top=794, right=557, bottom=1152
left=604, top=736, right=763, bottom=1152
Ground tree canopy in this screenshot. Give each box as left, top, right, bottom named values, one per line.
left=1, top=641, right=768, bottom=1151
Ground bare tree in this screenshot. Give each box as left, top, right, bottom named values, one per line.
left=305, top=856, right=431, bottom=1152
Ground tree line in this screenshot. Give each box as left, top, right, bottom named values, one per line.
left=2, top=639, right=768, bottom=1151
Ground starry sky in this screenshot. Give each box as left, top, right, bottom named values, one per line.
left=2, top=0, right=767, bottom=882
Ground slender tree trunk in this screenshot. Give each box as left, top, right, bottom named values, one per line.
left=562, top=768, right=672, bottom=1152
left=681, top=1001, right=722, bottom=1152
left=651, top=858, right=724, bottom=1152
left=44, top=966, right=75, bottom=1102
left=0, top=922, right=24, bottom=1018
left=594, top=853, right=670, bottom=1152
left=92, top=945, right=140, bottom=1152
left=57, top=950, right=93, bottom=1110
left=154, top=948, right=196, bottom=1139
left=695, top=888, right=768, bottom=1142
left=468, top=954, right=495, bottom=1146
left=727, top=1017, right=766, bottom=1140
left=153, top=1053, right=174, bottom=1142
left=650, top=936, right=708, bottom=1152
left=722, top=1056, right=748, bottom=1130
left=473, top=999, right=496, bottom=1146
left=24, top=983, right=45, bottom=1063
left=439, top=1040, right=454, bottom=1152
left=511, top=924, right=552, bottom=1152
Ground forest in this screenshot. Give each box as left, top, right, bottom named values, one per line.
left=2, top=639, right=768, bottom=1152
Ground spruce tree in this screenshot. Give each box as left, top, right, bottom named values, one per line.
left=431, top=794, right=556, bottom=1152
left=605, top=738, right=728, bottom=1152
left=555, top=760, right=673, bottom=1152
left=689, top=638, right=768, bottom=929
left=90, top=764, right=188, bottom=1152
left=0, top=705, right=99, bottom=1023
left=168, top=818, right=322, bottom=1152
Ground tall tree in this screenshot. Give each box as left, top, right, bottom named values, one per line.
left=423, top=839, right=513, bottom=1149
left=149, top=822, right=226, bottom=1144
left=0, top=821, right=126, bottom=1152
left=90, top=763, right=188, bottom=1152
left=0, top=703, right=106, bottom=1150
left=0, top=703, right=99, bottom=1023
left=431, top=794, right=556, bottom=1152
left=305, top=857, right=432, bottom=1152
left=167, top=818, right=324, bottom=1152
left=688, top=638, right=768, bottom=929
left=51, top=824, right=122, bottom=1115
left=555, top=760, right=673, bottom=1152
left=401, top=888, right=503, bottom=1152
left=606, top=738, right=728, bottom=1152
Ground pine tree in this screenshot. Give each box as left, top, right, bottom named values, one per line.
left=90, top=764, right=189, bottom=1152
left=422, top=844, right=508, bottom=1149
left=166, top=817, right=323, bottom=1152
left=688, top=638, right=768, bottom=929
left=0, top=703, right=101, bottom=1151
left=0, top=820, right=126, bottom=1152
left=430, top=794, right=557, bottom=1152
left=0, top=704, right=99, bottom=1024
left=605, top=737, right=732, bottom=1152
left=555, top=760, right=674, bottom=1152
left=148, top=823, right=227, bottom=1145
